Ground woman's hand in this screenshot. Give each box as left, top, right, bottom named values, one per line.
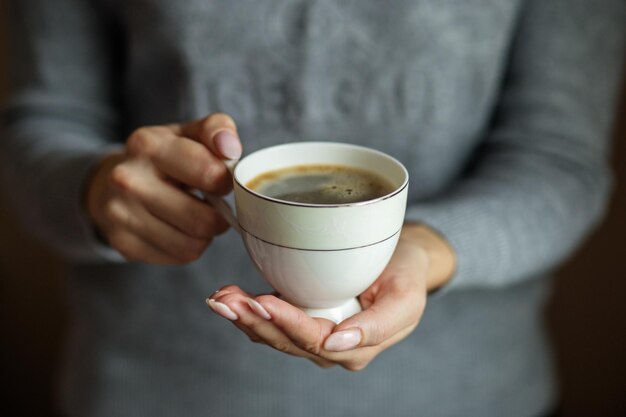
left=86, top=113, right=242, bottom=265
left=206, top=224, right=456, bottom=370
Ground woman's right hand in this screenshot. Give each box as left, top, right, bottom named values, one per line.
left=85, top=113, right=242, bottom=265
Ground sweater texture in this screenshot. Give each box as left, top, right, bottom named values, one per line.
left=1, top=1, right=625, bottom=416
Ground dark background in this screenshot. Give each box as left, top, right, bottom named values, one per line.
left=1, top=4, right=625, bottom=416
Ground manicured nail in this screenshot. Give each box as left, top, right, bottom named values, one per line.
left=206, top=298, right=238, bottom=321
left=323, top=329, right=362, bottom=352
left=214, top=130, right=242, bottom=160
left=246, top=298, right=271, bottom=320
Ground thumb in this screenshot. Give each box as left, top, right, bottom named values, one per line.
left=323, top=291, right=425, bottom=352
left=178, top=113, right=242, bottom=160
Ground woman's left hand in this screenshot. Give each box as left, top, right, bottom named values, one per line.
left=206, top=224, right=455, bottom=370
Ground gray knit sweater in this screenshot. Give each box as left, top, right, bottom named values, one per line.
left=2, top=1, right=625, bottom=416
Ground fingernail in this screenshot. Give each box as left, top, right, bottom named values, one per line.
left=246, top=298, right=271, bottom=320
left=324, top=329, right=362, bottom=352
left=206, top=298, right=238, bottom=321
left=214, top=130, right=242, bottom=160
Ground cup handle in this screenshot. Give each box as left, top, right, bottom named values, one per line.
left=201, top=159, right=241, bottom=235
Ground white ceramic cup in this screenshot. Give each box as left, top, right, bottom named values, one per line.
left=205, top=142, right=408, bottom=323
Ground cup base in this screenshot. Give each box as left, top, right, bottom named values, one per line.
left=297, top=298, right=362, bottom=324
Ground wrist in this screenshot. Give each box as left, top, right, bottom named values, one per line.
left=400, top=223, right=456, bottom=292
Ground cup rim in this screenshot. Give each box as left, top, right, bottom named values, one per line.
left=233, top=142, right=409, bottom=208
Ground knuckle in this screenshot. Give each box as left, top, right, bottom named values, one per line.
left=389, top=275, right=416, bottom=294
left=212, top=285, right=240, bottom=302
left=256, top=295, right=279, bottom=311
left=271, top=342, right=292, bottom=354
left=220, top=285, right=241, bottom=294
left=147, top=125, right=172, bottom=136
left=103, top=200, right=128, bottom=226
left=342, top=360, right=369, bottom=372
left=102, top=201, right=117, bottom=223
left=290, top=316, right=321, bottom=355
left=109, top=165, right=133, bottom=192
left=301, top=342, right=322, bottom=356
left=127, top=127, right=158, bottom=157
left=218, top=293, right=239, bottom=303
left=369, top=319, right=389, bottom=345
left=203, top=112, right=237, bottom=131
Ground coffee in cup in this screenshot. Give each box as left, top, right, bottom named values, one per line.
left=246, top=164, right=395, bottom=205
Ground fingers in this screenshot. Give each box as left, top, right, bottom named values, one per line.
left=324, top=324, right=417, bottom=372
left=95, top=153, right=229, bottom=264
left=113, top=163, right=228, bottom=239
left=206, top=288, right=390, bottom=371
left=205, top=283, right=425, bottom=372
left=175, top=113, right=242, bottom=160
left=253, top=295, right=336, bottom=355
left=87, top=114, right=241, bottom=266
left=205, top=287, right=402, bottom=371
left=103, top=197, right=210, bottom=263
left=251, top=295, right=393, bottom=371
left=125, top=128, right=232, bottom=195
left=235, top=318, right=335, bottom=370
left=107, top=230, right=182, bottom=265
left=207, top=287, right=335, bottom=368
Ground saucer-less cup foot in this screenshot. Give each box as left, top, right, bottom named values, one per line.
left=300, top=298, right=362, bottom=324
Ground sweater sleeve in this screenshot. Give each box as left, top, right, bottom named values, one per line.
left=405, top=0, right=626, bottom=290
left=0, top=0, right=125, bottom=262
